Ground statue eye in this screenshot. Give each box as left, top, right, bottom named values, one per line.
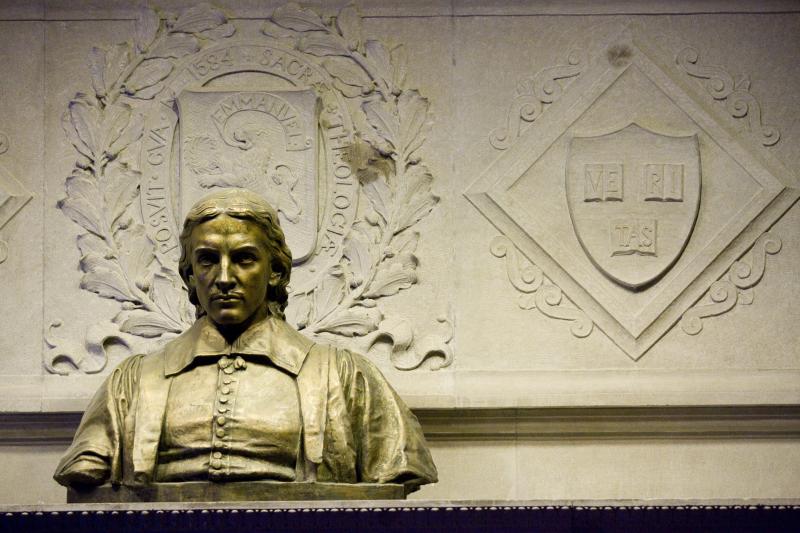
left=235, top=252, right=257, bottom=264
left=196, top=252, right=217, bottom=266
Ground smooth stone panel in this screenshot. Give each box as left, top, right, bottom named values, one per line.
left=0, top=21, right=44, bottom=376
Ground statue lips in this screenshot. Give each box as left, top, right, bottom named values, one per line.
left=210, top=293, right=245, bottom=309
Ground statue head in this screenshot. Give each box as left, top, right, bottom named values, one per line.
left=178, top=189, right=293, bottom=329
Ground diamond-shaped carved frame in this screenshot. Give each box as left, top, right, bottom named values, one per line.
left=465, top=29, right=800, bottom=360
left=0, top=162, right=33, bottom=262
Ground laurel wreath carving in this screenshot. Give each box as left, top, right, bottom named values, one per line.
left=265, top=3, right=451, bottom=371
left=51, top=2, right=451, bottom=374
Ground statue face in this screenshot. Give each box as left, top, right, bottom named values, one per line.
left=188, top=215, right=279, bottom=329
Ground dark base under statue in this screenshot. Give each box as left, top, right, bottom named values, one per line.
left=67, top=481, right=407, bottom=503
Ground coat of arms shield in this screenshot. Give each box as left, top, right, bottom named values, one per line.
left=566, top=124, right=701, bottom=289
left=177, top=89, right=319, bottom=263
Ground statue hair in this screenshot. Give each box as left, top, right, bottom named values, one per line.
left=178, top=189, right=292, bottom=320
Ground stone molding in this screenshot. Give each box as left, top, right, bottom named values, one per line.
left=6, top=1, right=799, bottom=21
left=2, top=369, right=799, bottom=413
left=3, top=405, right=799, bottom=445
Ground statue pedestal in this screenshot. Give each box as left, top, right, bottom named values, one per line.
left=4, top=500, right=800, bottom=533
left=67, top=481, right=407, bottom=503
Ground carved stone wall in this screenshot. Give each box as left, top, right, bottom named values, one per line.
left=0, top=0, right=799, bottom=504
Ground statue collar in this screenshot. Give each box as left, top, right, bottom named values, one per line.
left=163, top=315, right=315, bottom=377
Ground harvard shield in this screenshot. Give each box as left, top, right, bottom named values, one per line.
left=566, top=124, right=700, bottom=289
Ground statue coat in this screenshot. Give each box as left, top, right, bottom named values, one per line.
left=54, top=316, right=438, bottom=490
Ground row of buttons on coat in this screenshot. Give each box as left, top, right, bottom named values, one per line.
left=210, top=356, right=247, bottom=474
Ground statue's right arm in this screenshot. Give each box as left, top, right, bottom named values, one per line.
left=53, top=355, right=143, bottom=487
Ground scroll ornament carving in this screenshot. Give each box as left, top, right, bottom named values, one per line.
left=51, top=3, right=448, bottom=374
left=676, top=47, right=780, bottom=147
left=489, top=50, right=583, bottom=150
left=680, top=232, right=781, bottom=335
left=491, top=236, right=593, bottom=338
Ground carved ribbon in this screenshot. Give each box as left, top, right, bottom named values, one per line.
left=676, top=47, right=780, bottom=146
left=491, top=236, right=593, bottom=338
left=490, top=51, right=583, bottom=150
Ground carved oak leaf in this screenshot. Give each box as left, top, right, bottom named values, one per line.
left=286, top=292, right=312, bottom=329
left=151, top=268, right=193, bottom=327
left=390, top=45, right=408, bottom=91
left=134, top=7, right=160, bottom=53
left=199, top=22, right=236, bottom=40
left=392, top=230, right=420, bottom=259
left=87, top=47, right=108, bottom=99
left=123, top=58, right=173, bottom=97
left=271, top=2, right=328, bottom=32
left=335, top=3, right=362, bottom=52
left=115, top=308, right=182, bottom=338
left=63, top=96, right=102, bottom=160
left=116, top=225, right=155, bottom=290
left=169, top=3, right=227, bottom=34
left=313, top=267, right=347, bottom=321
left=88, top=40, right=150, bottom=101
left=363, top=98, right=399, bottom=155
left=298, top=32, right=349, bottom=58
left=365, top=40, right=392, bottom=89
left=397, top=90, right=431, bottom=162
left=59, top=172, right=104, bottom=237
left=103, top=103, right=144, bottom=160
left=364, top=253, right=418, bottom=298
left=77, top=233, right=111, bottom=259
left=104, top=164, right=140, bottom=231
left=395, top=164, right=438, bottom=233
left=147, top=33, right=200, bottom=60
left=261, top=20, right=296, bottom=41
left=361, top=174, right=393, bottom=224
left=317, top=306, right=382, bottom=337
left=342, top=227, right=374, bottom=288
left=322, top=57, right=371, bottom=97
left=81, top=264, right=136, bottom=303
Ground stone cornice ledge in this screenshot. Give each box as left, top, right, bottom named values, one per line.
left=1, top=369, right=799, bottom=412
left=2, top=405, right=799, bottom=445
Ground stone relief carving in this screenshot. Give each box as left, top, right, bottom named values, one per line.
left=680, top=232, right=781, bottom=335
left=0, top=158, right=33, bottom=265
left=51, top=2, right=449, bottom=375
left=489, top=50, right=583, bottom=151
left=566, top=124, right=700, bottom=290
left=676, top=47, right=780, bottom=147
left=0, top=132, right=8, bottom=155
left=467, top=27, right=798, bottom=360
left=44, top=320, right=130, bottom=375
left=491, top=236, right=593, bottom=338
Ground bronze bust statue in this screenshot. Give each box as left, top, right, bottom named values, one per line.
left=55, top=189, right=437, bottom=494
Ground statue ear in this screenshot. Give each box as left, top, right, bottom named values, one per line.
left=268, top=271, right=280, bottom=287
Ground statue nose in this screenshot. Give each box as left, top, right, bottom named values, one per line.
left=215, top=260, right=236, bottom=291
left=215, top=278, right=236, bottom=292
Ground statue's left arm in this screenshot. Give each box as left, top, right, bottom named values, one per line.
left=335, top=349, right=438, bottom=490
